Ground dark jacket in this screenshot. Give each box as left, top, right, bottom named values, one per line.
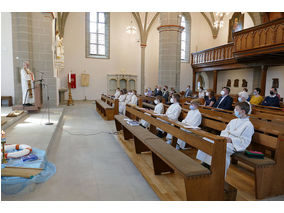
left=155, top=89, right=162, bottom=97
left=261, top=96, right=280, bottom=107
left=213, top=95, right=233, bottom=110
left=162, top=90, right=169, bottom=102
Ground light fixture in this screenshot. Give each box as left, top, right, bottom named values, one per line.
left=126, top=21, right=137, bottom=34
left=213, top=12, right=228, bottom=29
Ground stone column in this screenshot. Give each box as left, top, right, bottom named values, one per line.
left=158, top=12, right=183, bottom=91
left=140, top=44, right=146, bottom=93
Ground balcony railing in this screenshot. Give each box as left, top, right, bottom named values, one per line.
left=233, top=18, right=284, bottom=58
left=191, top=43, right=234, bottom=66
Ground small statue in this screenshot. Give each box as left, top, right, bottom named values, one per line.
left=234, top=79, right=239, bottom=87
left=226, top=79, right=231, bottom=87
left=242, top=79, right=248, bottom=87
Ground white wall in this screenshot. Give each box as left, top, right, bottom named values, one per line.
left=1, top=12, right=15, bottom=102
left=63, top=12, right=157, bottom=100
left=217, top=68, right=254, bottom=94
left=266, top=66, right=284, bottom=97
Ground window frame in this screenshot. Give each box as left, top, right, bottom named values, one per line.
left=180, top=15, right=190, bottom=63
left=85, top=12, right=110, bottom=59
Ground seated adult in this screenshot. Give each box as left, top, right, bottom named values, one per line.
left=204, top=90, right=216, bottom=107
left=114, top=88, right=120, bottom=99
left=261, top=88, right=280, bottom=107
left=238, top=91, right=252, bottom=114
left=156, top=86, right=163, bottom=97
left=147, top=88, right=152, bottom=97
left=153, top=85, right=158, bottom=96
left=213, top=87, right=233, bottom=110
left=185, top=85, right=193, bottom=98
left=140, top=95, right=164, bottom=128
left=144, top=89, right=148, bottom=96
left=198, top=87, right=205, bottom=99
left=197, top=102, right=254, bottom=176
left=175, top=100, right=202, bottom=150
left=156, top=93, right=182, bottom=138
left=162, top=85, right=169, bottom=102
left=249, top=88, right=263, bottom=105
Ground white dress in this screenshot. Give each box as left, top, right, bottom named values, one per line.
left=196, top=117, right=254, bottom=176
left=140, top=103, right=164, bottom=128
left=118, top=94, right=127, bottom=114
left=21, top=68, right=35, bottom=104
left=176, top=109, right=202, bottom=149
left=159, top=103, right=181, bottom=133
left=114, top=91, right=120, bottom=99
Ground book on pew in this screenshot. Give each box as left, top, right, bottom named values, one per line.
left=244, top=150, right=264, bottom=159
left=127, top=120, right=140, bottom=126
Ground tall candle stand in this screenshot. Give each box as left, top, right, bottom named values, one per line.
left=67, top=82, right=74, bottom=106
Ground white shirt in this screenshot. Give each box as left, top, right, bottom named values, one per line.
left=165, top=103, right=181, bottom=121
left=118, top=94, right=126, bottom=102
left=130, top=95, right=138, bottom=105
left=125, top=94, right=133, bottom=104
left=198, top=90, right=205, bottom=98
left=114, top=91, right=120, bottom=99
left=182, top=109, right=202, bottom=127
left=220, top=117, right=254, bottom=152
left=154, top=103, right=164, bottom=114
left=21, top=68, right=35, bottom=104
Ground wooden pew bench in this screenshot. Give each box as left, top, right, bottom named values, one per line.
left=95, top=95, right=118, bottom=120
left=181, top=107, right=284, bottom=199
left=119, top=105, right=238, bottom=201
left=115, top=114, right=215, bottom=201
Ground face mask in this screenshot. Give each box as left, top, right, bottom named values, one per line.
left=206, top=92, right=209, bottom=96
left=144, top=92, right=147, bottom=95
left=189, top=105, right=195, bottom=110
left=253, top=91, right=257, bottom=95
left=220, top=91, right=225, bottom=96
left=170, top=98, right=174, bottom=103
left=270, top=91, right=274, bottom=96
left=154, top=100, right=158, bottom=105
left=238, top=97, right=243, bottom=102
left=234, top=109, right=241, bottom=118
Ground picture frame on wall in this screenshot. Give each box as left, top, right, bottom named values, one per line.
left=228, top=12, right=244, bottom=42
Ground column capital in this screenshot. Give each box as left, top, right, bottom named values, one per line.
left=157, top=25, right=184, bottom=32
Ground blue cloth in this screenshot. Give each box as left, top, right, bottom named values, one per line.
left=213, top=95, right=233, bottom=110
left=261, top=96, right=280, bottom=107
left=205, top=96, right=216, bottom=106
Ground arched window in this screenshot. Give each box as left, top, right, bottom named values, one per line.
left=180, top=15, right=190, bottom=62
left=86, top=12, right=110, bottom=58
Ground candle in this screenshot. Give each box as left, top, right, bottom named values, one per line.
left=69, top=72, right=71, bottom=83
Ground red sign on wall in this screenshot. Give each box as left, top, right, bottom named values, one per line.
left=68, top=74, right=76, bottom=88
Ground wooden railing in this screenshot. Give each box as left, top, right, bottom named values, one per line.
left=191, top=43, right=234, bottom=66
left=233, top=18, right=284, bottom=58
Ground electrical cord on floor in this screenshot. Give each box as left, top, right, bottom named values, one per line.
left=61, top=127, right=119, bottom=136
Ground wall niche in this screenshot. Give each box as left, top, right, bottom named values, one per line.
left=107, top=74, right=137, bottom=95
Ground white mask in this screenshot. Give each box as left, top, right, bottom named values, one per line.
left=144, top=92, right=147, bottom=95
left=220, top=91, right=225, bottom=96
left=154, top=100, right=158, bottom=105
left=170, top=98, right=174, bottom=103
left=238, top=97, right=243, bottom=102
left=206, top=92, right=209, bottom=96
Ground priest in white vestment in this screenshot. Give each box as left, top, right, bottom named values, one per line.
left=20, top=61, right=35, bottom=105
left=140, top=95, right=164, bottom=128
left=196, top=102, right=254, bottom=176
left=157, top=93, right=182, bottom=138
left=175, top=100, right=202, bottom=149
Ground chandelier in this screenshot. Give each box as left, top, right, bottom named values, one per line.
left=213, top=12, right=229, bottom=29
left=126, top=21, right=137, bottom=34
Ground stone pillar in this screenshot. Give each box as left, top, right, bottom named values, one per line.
left=158, top=12, right=183, bottom=92
left=11, top=12, right=58, bottom=107
left=213, top=70, right=218, bottom=93
left=140, top=44, right=146, bottom=93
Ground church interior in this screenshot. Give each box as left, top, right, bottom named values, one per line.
left=1, top=3, right=284, bottom=208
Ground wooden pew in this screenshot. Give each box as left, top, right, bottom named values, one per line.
left=95, top=94, right=118, bottom=120
left=167, top=105, right=284, bottom=199
left=115, top=105, right=235, bottom=201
